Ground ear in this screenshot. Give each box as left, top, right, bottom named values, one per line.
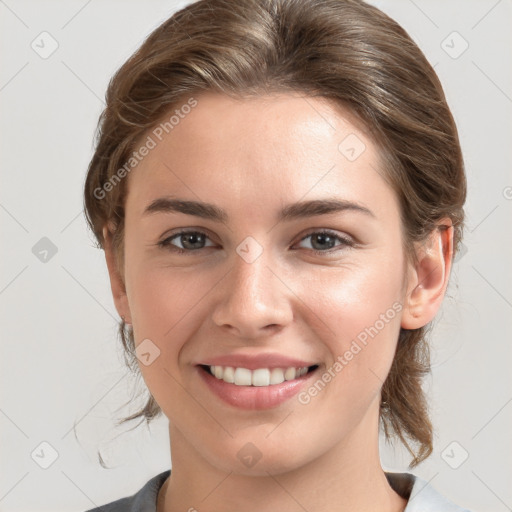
left=103, top=224, right=132, bottom=325
left=401, top=218, right=454, bottom=329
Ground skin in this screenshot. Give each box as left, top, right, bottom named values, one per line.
left=103, top=91, right=453, bottom=512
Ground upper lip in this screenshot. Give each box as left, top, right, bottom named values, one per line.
left=197, top=353, right=318, bottom=370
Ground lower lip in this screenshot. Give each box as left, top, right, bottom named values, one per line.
left=197, top=366, right=318, bottom=410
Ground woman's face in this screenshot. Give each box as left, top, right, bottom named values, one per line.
left=113, top=91, right=415, bottom=474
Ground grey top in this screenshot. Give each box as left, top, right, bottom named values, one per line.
left=84, top=470, right=472, bottom=512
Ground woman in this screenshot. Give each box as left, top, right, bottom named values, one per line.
left=83, top=0, right=469, bottom=510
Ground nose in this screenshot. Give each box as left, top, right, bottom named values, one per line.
left=210, top=246, right=293, bottom=339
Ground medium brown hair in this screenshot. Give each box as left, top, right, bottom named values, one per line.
left=84, top=0, right=466, bottom=467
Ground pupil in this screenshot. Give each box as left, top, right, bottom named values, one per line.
left=312, top=233, right=334, bottom=250
left=183, top=233, right=204, bottom=249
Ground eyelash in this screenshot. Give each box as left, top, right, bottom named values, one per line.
left=157, top=229, right=355, bottom=256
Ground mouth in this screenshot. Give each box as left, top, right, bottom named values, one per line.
left=196, top=363, right=321, bottom=410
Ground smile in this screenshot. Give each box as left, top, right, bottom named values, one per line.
left=197, top=364, right=320, bottom=410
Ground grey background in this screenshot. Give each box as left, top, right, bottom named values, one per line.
left=0, top=0, right=511, bottom=510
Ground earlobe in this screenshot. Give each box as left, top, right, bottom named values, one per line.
left=401, top=219, right=454, bottom=330
left=103, top=224, right=132, bottom=325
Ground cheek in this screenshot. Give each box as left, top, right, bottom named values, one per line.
left=130, top=270, right=191, bottom=325
left=296, top=253, right=405, bottom=385
left=125, top=266, right=209, bottom=411
left=126, top=261, right=216, bottom=361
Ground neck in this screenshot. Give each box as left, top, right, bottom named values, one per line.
left=160, top=407, right=407, bottom=512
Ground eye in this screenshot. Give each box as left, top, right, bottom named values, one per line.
left=158, top=230, right=215, bottom=254
left=157, top=228, right=354, bottom=256
left=294, top=230, right=354, bottom=254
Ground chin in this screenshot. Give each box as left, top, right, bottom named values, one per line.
left=205, top=437, right=312, bottom=477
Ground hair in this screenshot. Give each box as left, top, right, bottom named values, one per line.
left=83, top=0, right=466, bottom=468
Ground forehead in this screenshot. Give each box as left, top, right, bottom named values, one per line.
left=125, top=91, right=396, bottom=222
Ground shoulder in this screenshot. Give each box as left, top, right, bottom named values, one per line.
left=83, top=470, right=170, bottom=512
left=386, top=472, right=473, bottom=512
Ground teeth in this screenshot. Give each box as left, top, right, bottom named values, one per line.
left=284, top=367, right=296, bottom=381
left=208, top=365, right=310, bottom=386
left=234, top=367, right=252, bottom=386
left=223, top=366, right=235, bottom=383
left=252, top=368, right=270, bottom=386
left=270, top=368, right=285, bottom=385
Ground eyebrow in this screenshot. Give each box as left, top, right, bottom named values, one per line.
left=142, top=196, right=375, bottom=222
